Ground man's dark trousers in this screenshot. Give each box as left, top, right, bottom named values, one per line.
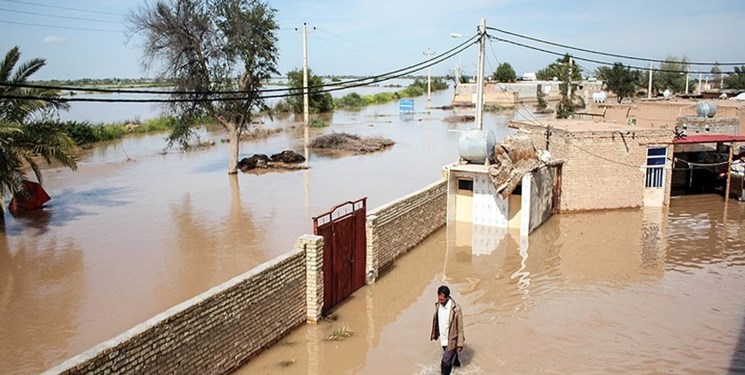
left=441, top=346, right=461, bottom=375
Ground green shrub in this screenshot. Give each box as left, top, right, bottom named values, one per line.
left=92, top=124, right=126, bottom=141
left=334, top=92, right=368, bottom=109
left=59, top=115, right=177, bottom=145
left=61, top=121, right=97, bottom=145
left=309, top=119, right=328, bottom=128
left=135, top=116, right=176, bottom=133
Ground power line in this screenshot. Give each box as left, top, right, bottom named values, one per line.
left=488, top=35, right=732, bottom=75
left=315, top=28, right=420, bottom=57
left=0, top=19, right=121, bottom=33
left=486, top=26, right=745, bottom=66
left=313, top=34, right=413, bottom=59
left=0, top=6, right=122, bottom=23
left=1, top=32, right=479, bottom=98
left=0, top=0, right=122, bottom=16
left=0, top=33, right=479, bottom=104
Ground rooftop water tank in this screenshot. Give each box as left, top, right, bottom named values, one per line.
left=696, top=101, right=717, bottom=118
left=592, top=92, right=607, bottom=103
left=458, top=129, right=496, bottom=164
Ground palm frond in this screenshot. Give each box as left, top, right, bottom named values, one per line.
left=11, top=58, right=45, bottom=84
left=0, top=46, right=20, bottom=83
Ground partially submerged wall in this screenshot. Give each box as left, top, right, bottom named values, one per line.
left=44, top=249, right=309, bottom=375
left=528, top=164, right=556, bottom=233
left=366, top=180, right=447, bottom=280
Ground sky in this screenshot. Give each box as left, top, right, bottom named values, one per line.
left=1, top=0, right=745, bottom=81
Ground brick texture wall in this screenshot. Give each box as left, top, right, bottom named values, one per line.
left=520, top=123, right=671, bottom=211
left=44, top=250, right=307, bottom=375
left=676, top=116, right=739, bottom=135
left=590, top=101, right=745, bottom=132
left=366, top=180, right=447, bottom=280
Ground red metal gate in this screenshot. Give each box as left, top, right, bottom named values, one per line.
left=313, top=198, right=367, bottom=315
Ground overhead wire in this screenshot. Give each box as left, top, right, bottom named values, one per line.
left=488, top=35, right=725, bottom=75
left=486, top=37, right=536, bottom=121
left=0, top=6, right=122, bottom=24
left=0, top=19, right=121, bottom=32
left=315, top=28, right=420, bottom=57
left=0, top=33, right=479, bottom=103
left=311, top=34, right=404, bottom=59
left=483, top=33, right=661, bottom=170
left=0, top=0, right=122, bottom=16
left=486, top=26, right=745, bottom=66
left=3, top=32, right=477, bottom=96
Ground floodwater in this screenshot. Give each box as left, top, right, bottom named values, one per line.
left=3, top=84, right=744, bottom=374
left=0, top=86, right=522, bottom=374
left=236, top=195, right=745, bottom=374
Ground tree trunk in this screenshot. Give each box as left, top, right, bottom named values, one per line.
left=227, top=124, right=240, bottom=174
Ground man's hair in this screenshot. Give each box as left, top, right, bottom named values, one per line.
left=437, top=285, right=450, bottom=298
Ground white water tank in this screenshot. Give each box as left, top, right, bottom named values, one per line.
left=458, top=129, right=496, bottom=164
left=695, top=102, right=718, bottom=118
left=592, top=92, right=607, bottom=103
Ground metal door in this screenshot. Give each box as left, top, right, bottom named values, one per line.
left=313, top=198, right=366, bottom=315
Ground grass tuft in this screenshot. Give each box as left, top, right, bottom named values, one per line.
left=325, top=324, right=353, bottom=341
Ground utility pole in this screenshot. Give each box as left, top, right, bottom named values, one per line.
left=475, top=18, right=486, bottom=130
left=568, top=56, right=573, bottom=100
left=720, top=72, right=724, bottom=91
left=685, top=67, right=689, bottom=95
left=648, top=62, right=653, bottom=99
left=423, top=48, right=436, bottom=101
left=302, top=22, right=310, bottom=127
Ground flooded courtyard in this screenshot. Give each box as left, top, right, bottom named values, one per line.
left=237, top=195, right=745, bottom=374
left=2, top=86, right=745, bottom=374
left=1, top=88, right=515, bottom=374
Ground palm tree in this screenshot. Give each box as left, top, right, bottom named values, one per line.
left=0, top=46, right=77, bottom=215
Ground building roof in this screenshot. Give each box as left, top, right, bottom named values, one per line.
left=672, top=134, right=745, bottom=144
left=511, top=119, right=666, bottom=133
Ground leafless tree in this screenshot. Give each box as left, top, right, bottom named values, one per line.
left=128, top=0, right=279, bottom=174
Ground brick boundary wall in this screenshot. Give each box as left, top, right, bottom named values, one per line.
left=43, top=248, right=311, bottom=375
left=365, top=179, right=447, bottom=281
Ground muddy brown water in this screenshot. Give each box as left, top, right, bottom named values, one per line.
left=3, top=88, right=745, bottom=374
left=0, top=89, right=520, bottom=374
left=236, top=195, right=745, bottom=374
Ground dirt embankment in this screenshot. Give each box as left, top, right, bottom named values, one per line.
left=308, top=132, right=394, bottom=154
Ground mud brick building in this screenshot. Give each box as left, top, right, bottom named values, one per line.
left=512, top=119, right=674, bottom=212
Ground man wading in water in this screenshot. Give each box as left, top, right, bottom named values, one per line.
left=430, top=285, right=465, bottom=374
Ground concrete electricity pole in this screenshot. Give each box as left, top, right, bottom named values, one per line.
left=302, top=22, right=310, bottom=127
left=648, top=62, right=653, bottom=99
left=475, top=18, right=486, bottom=130
left=685, top=67, right=690, bottom=95
left=568, top=56, right=573, bottom=99
left=423, top=48, right=436, bottom=101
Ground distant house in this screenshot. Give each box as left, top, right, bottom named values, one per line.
left=512, top=118, right=745, bottom=211
left=512, top=119, right=674, bottom=211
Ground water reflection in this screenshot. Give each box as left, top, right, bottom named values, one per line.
left=0, top=85, right=571, bottom=374
left=0, top=236, right=85, bottom=374
left=2, top=187, right=132, bottom=237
